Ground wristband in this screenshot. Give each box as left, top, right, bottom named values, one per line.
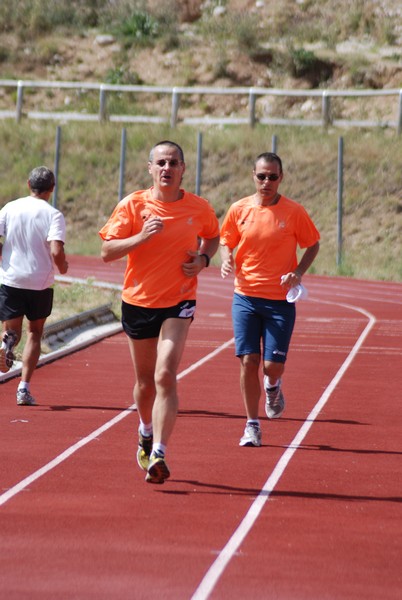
left=200, top=253, right=210, bottom=268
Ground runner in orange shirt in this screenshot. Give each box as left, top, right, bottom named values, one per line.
left=220, top=152, right=320, bottom=447
left=99, top=141, right=219, bottom=483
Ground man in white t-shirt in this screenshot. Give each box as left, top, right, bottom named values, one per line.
left=0, top=166, right=68, bottom=405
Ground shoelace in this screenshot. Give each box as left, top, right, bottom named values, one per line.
left=267, top=386, right=281, bottom=407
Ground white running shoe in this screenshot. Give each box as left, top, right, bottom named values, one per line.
left=239, top=422, right=262, bottom=447
left=16, top=389, right=37, bottom=406
left=264, top=376, right=285, bottom=419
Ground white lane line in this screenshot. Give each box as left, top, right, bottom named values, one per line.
left=191, top=302, right=376, bottom=600
left=0, top=338, right=234, bottom=507
left=0, top=408, right=134, bottom=506
left=177, top=338, right=234, bottom=379
left=56, top=275, right=122, bottom=291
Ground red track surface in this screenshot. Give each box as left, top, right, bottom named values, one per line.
left=1, top=256, right=401, bottom=599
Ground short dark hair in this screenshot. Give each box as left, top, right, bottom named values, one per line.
left=254, top=152, right=283, bottom=173
left=28, top=166, right=55, bottom=193
left=149, top=140, right=185, bottom=163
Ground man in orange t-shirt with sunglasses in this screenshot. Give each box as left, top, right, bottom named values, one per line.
left=99, top=141, right=219, bottom=484
left=220, top=152, right=320, bottom=448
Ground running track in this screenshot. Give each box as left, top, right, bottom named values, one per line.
left=1, top=256, right=401, bottom=599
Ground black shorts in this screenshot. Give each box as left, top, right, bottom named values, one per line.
left=0, top=284, right=54, bottom=321
left=121, top=299, right=196, bottom=340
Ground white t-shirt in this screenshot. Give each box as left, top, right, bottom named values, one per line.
left=0, top=195, right=66, bottom=290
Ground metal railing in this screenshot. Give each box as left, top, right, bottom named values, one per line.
left=0, top=79, right=401, bottom=134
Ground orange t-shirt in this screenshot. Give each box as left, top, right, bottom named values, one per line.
left=220, top=195, right=320, bottom=300
left=99, top=188, right=219, bottom=308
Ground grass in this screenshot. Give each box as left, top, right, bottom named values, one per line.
left=0, top=120, right=401, bottom=283
left=50, top=281, right=122, bottom=323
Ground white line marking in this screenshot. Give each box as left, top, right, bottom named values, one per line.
left=56, top=275, right=122, bottom=290
left=0, top=409, right=134, bottom=506
left=191, top=303, right=376, bottom=600
left=177, top=338, right=234, bottom=379
left=0, top=338, right=234, bottom=507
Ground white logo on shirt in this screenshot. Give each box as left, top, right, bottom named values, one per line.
left=178, top=303, right=196, bottom=318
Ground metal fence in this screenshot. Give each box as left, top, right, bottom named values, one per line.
left=0, top=79, right=401, bottom=134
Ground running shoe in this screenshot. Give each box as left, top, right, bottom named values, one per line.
left=0, top=330, right=17, bottom=373
left=136, top=430, right=153, bottom=471
left=145, top=453, right=170, bottom=484
left=239, top=422, right=262, bottom=447
left=16, top=389, right=37, bottom=406
left=264, top=376, right=285, bottom=419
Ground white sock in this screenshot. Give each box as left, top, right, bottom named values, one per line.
left=139, top=421, right=153, bottom=437
left=266, top=378, right=281, bottom=389
left=18, top=382, right=30, bottom=391
left=152, top=443, right=166, bottom=457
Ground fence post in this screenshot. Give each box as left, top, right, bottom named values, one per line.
left=99, top=84, right=107, bottom=122
left=322, top=91, right=330, bottom=128
left=337, top=136, right=344, bottom=266
left=271, top=134, right=278, bottom=153
left=397, top=89, right=402, bottom=136
left=195, top=131, right=203, bottom=196
left=53, top=125, right=61, bottom=208
left=171, top=88, right=180, bottom=128
left=118, top=127, right=127, bottom=201
left=16, top=80, right=24, bottom=123
left=249, top=89, right=256, bottom=127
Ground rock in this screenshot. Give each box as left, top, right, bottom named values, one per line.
left=95, top=35, right=115, bottom=47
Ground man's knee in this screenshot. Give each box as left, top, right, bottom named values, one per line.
left=155, top=366, right=176, bottom=391
left=263, top=360, right=285, bottom=379
left=239, top=353, right=260, bottom=371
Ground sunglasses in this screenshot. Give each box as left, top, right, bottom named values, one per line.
left=255, top=173, right=280, bottom=182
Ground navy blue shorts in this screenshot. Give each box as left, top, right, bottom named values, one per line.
left=232, top=293, right=296, bottom=363
left=121, top=299, right=196, bottom=340
left=0, top=284, right=54, bottom=321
